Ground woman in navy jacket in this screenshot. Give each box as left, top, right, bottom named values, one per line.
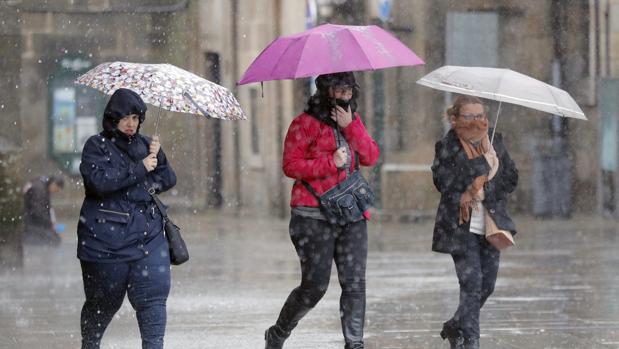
left=77, top=88, right=176, bottom=349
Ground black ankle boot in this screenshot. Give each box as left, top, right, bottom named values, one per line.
left=463, top=337, right=479, bottom=349
left=440, top=322, right=464, bottom=349
left=265, top=325, right=289, bottom=349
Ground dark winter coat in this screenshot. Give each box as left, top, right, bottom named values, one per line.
left=431, top=129, right=518, bottom=255
left=23, top=177, right=60, bottom=246
left=76, top=89, right=176, bottom=262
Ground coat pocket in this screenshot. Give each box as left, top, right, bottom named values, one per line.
left=94, top=209, right=131, bottom=248
left=96, top=209, right=130, bottom=224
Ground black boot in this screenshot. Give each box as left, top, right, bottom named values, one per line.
left=463, top=337, right=479, bottom=349
left=264, top=325, right=289, bottom=349
left=265, top=289, right=316, bottom=349
left=440, top=321, right=464, bottom=349
left=341, top=294, right=365, bottom=349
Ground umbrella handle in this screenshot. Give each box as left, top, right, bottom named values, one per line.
left=182, top=91, right=212, bottom=119
left=490, top=101, right=502, bottom=145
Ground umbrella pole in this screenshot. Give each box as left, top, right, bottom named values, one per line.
left=333, top=99, right=345, bottom=184
left=154, top=105, right=162, bottom=137
left=490, top=101, right=502, bottom=145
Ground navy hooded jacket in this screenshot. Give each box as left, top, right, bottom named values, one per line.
left=77, top=88, right=177, bottom=262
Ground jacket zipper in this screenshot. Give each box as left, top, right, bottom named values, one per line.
left=98, top=208, right=130, bottom=217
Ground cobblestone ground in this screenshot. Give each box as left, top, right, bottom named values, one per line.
left=1, top=213, right=619, bottom=348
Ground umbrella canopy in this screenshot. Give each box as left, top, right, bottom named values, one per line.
left=416, top=65, right=586, bottom=120
left=76, top=61, right=246, bottom=121
left=238, top=23, right=425, bottom=84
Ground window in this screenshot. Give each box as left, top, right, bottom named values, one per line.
left=446, top=11, right=499, bottom=67
left=48, top=56, right=103, bottom=174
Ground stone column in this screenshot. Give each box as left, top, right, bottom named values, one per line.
left=0, top=3, right=24, bottom=269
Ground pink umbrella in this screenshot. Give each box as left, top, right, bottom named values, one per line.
left=238, top=23, right=424, bottom=85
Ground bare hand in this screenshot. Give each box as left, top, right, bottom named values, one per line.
left=149, top=135, right=161, bottom=155
left=333, top=147, right=348, bottom=168
left=142, top=153, right=158, bottom=172
left=330, top=106, right=353, bottom=128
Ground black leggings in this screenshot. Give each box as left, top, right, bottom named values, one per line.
left=447, top=233, right=500, bottom=340
left=274, top=215, right=368, bottom=348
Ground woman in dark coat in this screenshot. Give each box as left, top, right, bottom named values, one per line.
left=77, top=88, right=176, bottom=349
left=264, top=72, right=380, bottom=349
left=431, top=95, right=518, bottom=349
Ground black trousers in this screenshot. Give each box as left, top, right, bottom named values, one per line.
left=447, top=233, right=500, bottom=340
left=273, top=215, right=367, bottom=348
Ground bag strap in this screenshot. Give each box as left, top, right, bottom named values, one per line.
left=300, top=150, right=362, bottom=200
left=148, top=187, right=169, bottom=222
left=300, top=180, right=321, bottom=201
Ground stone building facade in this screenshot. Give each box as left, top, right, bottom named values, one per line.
left=0, top=0, right=614, bottom=225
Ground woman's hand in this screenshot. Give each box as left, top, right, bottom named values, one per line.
left=330, top=106, right=353, bottom=128
left=333, top=147, right=348, bottom=169
left=149, top=135, right=161, bottom=155
left=142, top=153, right=158, bottom=172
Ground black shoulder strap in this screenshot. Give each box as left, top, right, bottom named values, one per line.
left=148, top=188, right=169, bottom=222
left=300, top=180, right=321, bottom=200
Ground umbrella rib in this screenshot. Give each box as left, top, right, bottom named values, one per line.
left=240, top=38, right=290, bottom=84
left=288, top=36, right=312, bottom=79
left=498, top=70, right=576, bottom=118
left=493, top=69, right=510, bottom=102
left=546, top=85, right=567, bottom=117
left=345, top=29, right=375, bottom=71
left=261, top=36, right=309, bottom=81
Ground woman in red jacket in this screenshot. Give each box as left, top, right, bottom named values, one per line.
left=264, top=72, right=380, bottom=349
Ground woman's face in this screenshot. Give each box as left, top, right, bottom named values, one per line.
left=117, top=114, right=140, bottom=136
left=329, top=85, right=354, bottom=101
left=458, top=103, right=486, bottom=121
left=451, top=103, right=486, bottom=125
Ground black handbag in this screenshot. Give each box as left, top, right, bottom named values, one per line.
left=301, top=155, right=375, bottom=225
left=148, top=188, right=189, bottom=265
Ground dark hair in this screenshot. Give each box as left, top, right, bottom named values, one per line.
left=446, top=95, right=485, bottom=118
left=304, top=72, right=360, bottom=123
left=48, top=175, right=64, bottom=189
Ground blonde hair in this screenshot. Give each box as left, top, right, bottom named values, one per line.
left=446, top=95, right=485, bottom=118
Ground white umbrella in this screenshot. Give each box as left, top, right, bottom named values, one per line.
left=416, top=65, right=587, bottom=142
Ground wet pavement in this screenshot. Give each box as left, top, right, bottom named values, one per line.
left=2, top=213, right=619, bottom=348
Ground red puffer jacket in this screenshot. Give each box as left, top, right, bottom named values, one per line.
left=283, top=112, right=380, bottom=208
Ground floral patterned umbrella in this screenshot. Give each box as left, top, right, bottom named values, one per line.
left=75, top=61, right=246, bottom=121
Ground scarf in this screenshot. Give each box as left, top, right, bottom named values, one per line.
left=454, top=119, right=499, bottom=224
